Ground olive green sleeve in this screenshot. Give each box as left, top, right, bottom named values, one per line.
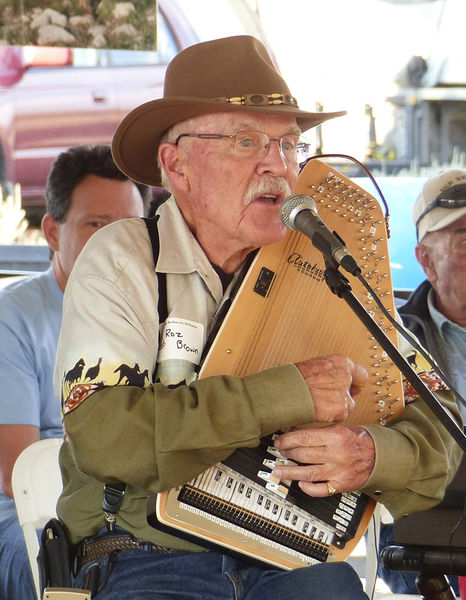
left=362, top=390, right=463, bottom=518
left=63, top=362, right=314, bottom=492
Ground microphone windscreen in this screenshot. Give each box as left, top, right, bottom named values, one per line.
left=280, top=194, right=317, bottom=229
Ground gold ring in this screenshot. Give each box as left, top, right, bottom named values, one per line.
left=327, top=482, right=337, bottom=496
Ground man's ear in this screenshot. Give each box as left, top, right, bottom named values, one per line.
left=158, top=143, right=190, bottom=192
left=415, top=243, right=437, bottom=283
left=41, top=213, right=60, bottom=252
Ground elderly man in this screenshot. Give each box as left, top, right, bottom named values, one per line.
left=53, top=37, right=461, bottom=600
left=403, top=169, right=466, bottom=418
left=378, top=168, right=466, bottom=595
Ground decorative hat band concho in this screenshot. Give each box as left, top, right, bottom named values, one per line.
left=215, top=92, right=299, bottom=107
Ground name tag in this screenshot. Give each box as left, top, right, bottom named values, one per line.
left=158, top=318, right=204, bottom=365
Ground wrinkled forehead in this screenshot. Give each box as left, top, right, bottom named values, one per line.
left=176, top=111, right=301, bottom=134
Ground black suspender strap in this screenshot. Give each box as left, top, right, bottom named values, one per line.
left=102, top=217, right=167, bottom=528
left=103, top=482, right=126, bottom=531
left=143, top=215, right=168, bottom=323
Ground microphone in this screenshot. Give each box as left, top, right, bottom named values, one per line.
left=381, top=544, right=466, bottom=577
left=280, top=194, right=361, bottom=275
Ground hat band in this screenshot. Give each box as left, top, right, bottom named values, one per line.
left=214, top=92, right=298, bottom=107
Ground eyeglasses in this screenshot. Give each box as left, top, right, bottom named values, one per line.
left=416, top=183, right=466, bottom=226
left=174, top=130, right=311, bottom=163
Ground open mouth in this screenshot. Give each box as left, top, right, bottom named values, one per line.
left=254, top=193, right=281, bottom=205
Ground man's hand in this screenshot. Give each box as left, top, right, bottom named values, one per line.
left=295, top=354, right=368, bottom=422
left=272, top=424, right=375, bottom=497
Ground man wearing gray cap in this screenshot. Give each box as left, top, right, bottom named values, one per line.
left=402, top=168, right=466, bottom=420
left=378, top=168, right=466, bottom=595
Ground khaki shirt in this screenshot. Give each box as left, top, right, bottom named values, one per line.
left=54, top=197, right=462, bottom=546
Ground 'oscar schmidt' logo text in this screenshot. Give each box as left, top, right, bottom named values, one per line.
left=287, top=253, right=325, bottom=281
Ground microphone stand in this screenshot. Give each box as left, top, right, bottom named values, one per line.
left=322, top=257, right=466, bottom=452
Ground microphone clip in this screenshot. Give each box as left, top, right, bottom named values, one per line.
left=323, top=256, right=352, bottom=298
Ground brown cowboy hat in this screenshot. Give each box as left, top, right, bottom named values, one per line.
left=112, top=35, right=346, bottom=187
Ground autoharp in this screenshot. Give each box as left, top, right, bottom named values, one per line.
left=153, top=159, right=405, bottom=569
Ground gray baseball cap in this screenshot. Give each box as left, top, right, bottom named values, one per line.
left=413, top=169, right=466, bottom=241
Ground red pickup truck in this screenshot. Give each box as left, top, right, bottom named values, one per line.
left=0, top=0, right=272, bottom=222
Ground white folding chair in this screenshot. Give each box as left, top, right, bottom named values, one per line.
left=12, top=437, right=64, bottom=600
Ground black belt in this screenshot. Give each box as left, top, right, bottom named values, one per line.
left=75, top=533, right=176, bottom=571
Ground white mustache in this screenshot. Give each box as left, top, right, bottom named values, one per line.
left=244, top=177, right=292, bottom=206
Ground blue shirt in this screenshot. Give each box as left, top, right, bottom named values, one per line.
left=0, top=268, right=63, bottom=523
left=428, top=289, right=466, bottom=421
